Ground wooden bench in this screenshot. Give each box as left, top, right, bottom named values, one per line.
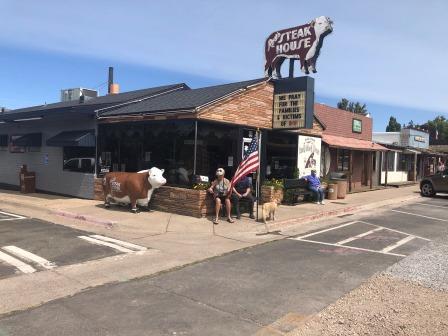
left=283, top=178, right=314, bottom=204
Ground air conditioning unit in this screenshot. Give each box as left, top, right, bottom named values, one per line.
left=60, top=88, right=98, bottom=102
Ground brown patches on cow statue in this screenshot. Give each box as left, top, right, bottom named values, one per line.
left=103, top=167, right=166, bottom=213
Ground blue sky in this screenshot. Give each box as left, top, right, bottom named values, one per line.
left=0, top=0, right=446, bottom=131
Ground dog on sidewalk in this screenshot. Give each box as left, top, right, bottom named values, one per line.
left=262, top=201, right=279, bottom=224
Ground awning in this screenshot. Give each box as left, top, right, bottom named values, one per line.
left=12, top=133, right=42, bottom=147
left=404, top=148, right=421, bottom=155
left=46, top=130, right=95, bottom=147
left=322, top=134, right=387, bottom=151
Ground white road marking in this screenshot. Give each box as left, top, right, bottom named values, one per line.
left=2, top=246, right=57, bottom=269
left=295, top=221, right=358, bottom=239
left=290, top=238, right=406, bottom=257
left=78, top=236, right=134, bottom=253
left=391, top=209, right=448, bottom=222
left=413, top=202, right=448, bottom=209
left=382, top=236, right=416, bottom=253
left=357, top=221, right=431, bottom=241
left=90, top=235, right=147, bottom=251
left=0, top=211, right=26, bottom=220
left=0, top=250, right=36, bottom=274
left=337, top=227, right=383, bottom=245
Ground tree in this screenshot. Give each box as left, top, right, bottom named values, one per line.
left=386, top=116, right=401, bottom=132
left=337, top=98, right=349, bottom=111
left=420, top=115, right=448, bottom=145
left=337, top=98, right=368, bottom=116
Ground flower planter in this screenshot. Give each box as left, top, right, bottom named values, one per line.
left=261, top=185, right=284, bottom=204
left=151, top=186, right=215, bottom=218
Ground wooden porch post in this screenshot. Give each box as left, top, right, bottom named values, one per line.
left=385, top=151, right=388, bottom=187
left=413, top=152, right=418, bottom=182
left=349, top=150, right=353, bottom=192
left=370, top=151, right=373, bottom=189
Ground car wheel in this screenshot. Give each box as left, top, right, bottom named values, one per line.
left=421, top=182, right=435, bottom=197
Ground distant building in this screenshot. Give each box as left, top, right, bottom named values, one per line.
left=373, top=129, right=429, bottom=184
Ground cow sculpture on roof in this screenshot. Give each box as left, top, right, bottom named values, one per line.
left=103, top=167, right=166, bottom=213
left=265, top=16, right=333, bottom=78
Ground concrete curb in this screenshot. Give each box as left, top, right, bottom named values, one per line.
left=49, top=210, right=116, bottom=229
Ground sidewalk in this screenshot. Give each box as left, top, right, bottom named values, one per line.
left=0, top=186, right=421, bottom=315
left=0, top=185, right=420, bottom=236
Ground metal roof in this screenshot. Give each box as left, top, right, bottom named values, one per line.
left=0, top=83, right=188, bottom=121
left=98, top=78, right=267, bottom=117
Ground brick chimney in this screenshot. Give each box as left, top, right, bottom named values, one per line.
left=108, top=67, right=120, bottom=95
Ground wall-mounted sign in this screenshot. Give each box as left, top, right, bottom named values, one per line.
left=298, top=135, right=321, bottom=178
left=265, top=16, right=333, bottom=78
left=352, top=119, right=362, bottom=133
left=414, top=135, right=426, bottom=143
left=273, top=91, right=306, bottom=129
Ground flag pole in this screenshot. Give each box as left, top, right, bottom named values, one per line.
left=256, top=128, right=261, bottom=222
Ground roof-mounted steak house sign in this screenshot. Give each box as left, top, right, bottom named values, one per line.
left=265, top=16, right=333, bottom=78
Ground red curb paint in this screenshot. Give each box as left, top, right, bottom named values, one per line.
left=50, top=210, right=115, bottom=229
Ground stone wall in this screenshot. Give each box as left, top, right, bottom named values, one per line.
left=150, top=186, right=214, bottom=218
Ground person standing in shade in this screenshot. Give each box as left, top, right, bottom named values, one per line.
left=304, top=169, right=325, bottom=205
left=208, top=168, right=234, bottom=224
left=231, top=176, right=255, bottom=219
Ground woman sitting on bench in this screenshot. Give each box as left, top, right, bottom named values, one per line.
left=303, top=169, right=325, bottom=205
left=207, top=168, right=234, bottom=224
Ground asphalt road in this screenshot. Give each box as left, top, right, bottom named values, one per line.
left=0, top=211, right=146, bottom=280
left=0, top=197, right=446, bottom=336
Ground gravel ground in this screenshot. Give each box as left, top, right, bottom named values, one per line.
left=287, top=274, right=448, bottom=336
left=287, top=236, right=448, bottom=336
left=385, top=237, right=448, bottom=291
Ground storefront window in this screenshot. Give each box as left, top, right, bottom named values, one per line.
left=382, top=152, right=395, bottom=172
left=98, top=120, right=196, bottom=186
left=397, top=153, right=413, bottom=172
left=0, top=134, right=7, bottom=151
left=196, top=121, right=239, bottom=180
left=266, top=131, right=297, bottom=179
left=63, top=147, right=95, bottom=173
left=337, top=149, right=350, bottom=171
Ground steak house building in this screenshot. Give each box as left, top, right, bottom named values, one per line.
left=0, top=76, right=324, bottom=208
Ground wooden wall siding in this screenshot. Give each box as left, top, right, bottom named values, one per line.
left=198, top=82, right=274, bottom=129
left=294, top=118, right=324, bottom=137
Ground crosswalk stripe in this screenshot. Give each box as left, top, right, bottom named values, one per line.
left=391, top=210, right=448, bottom=222
left=337, top=227, right=383, bottom=245
left=2, top=246, right=57, bottom=269
left=78, top=236, right=134, bottom=253
left=0, top=250, right=36, bottom=274
left=294, top=221, right=358, bottom=239
left=90, top=235, right=147, bottom=251
left=381, top=236, right=416, bottom=253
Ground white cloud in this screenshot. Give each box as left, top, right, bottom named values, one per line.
left=0, top=0, right=447, bottom=114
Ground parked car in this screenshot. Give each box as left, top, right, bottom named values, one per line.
left=63, top=157, right=95, bottom=173
left=420, top=168, right=448, bottom=197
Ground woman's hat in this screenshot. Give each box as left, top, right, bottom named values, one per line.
left=216, top=168, right=225, bottom=176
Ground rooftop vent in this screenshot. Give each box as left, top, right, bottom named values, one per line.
left=60, top=88, right=98, bottom=102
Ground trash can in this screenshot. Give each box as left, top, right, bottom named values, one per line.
left=327, top=183, right=338, bottom=200
left=336, top=180, right=347, bottom=199
left=19, top=165, right=36, bottom=194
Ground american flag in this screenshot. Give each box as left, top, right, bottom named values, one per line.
left=230, top=135, right=259, bottom=189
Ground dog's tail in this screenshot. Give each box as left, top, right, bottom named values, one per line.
left=262, top=204, right=266, bottom=224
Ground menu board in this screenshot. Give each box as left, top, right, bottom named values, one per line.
left=273, top=91, right=306, bottom=129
